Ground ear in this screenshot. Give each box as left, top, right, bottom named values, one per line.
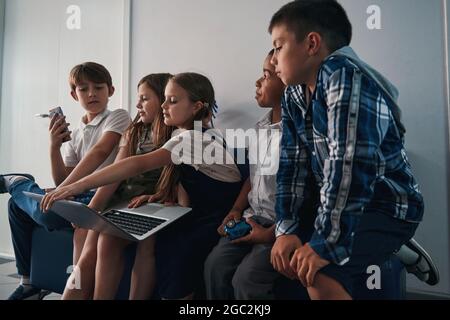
left=70, top=90, right=78, bottom=101
left=108, top=86, right=115, bottom=97
left=192, top=101, right=203, bottom=115
left=305, top=32, right=322, bottom=56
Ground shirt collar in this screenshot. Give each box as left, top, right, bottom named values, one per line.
left=79, top=108, right=111, bottom=129
left=255, top=110, right=282, bottom=130
left=285, top=85, right=309, bottom=117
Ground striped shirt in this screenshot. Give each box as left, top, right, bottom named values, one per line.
left=275, top=54, right=424, bottom=265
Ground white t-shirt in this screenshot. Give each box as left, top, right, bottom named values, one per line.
left=63, top=108, right=131, bottom=170
left=162, top=128, right=241, bottom=183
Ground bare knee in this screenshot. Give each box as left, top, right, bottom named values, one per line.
left=77, top=243, right=98, bottom=271
left=97, top=233, right=129, bottom=262
left=73, top=228, right=89, bottom=248
left=73, top=228, right=89, bottom=262
left=136, top=236, right=155, bottom=258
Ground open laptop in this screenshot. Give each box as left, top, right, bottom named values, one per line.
left=24, top=191, right=192, bottom=242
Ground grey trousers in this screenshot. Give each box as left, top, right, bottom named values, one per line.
left=204, top=236, right=280, bottom=300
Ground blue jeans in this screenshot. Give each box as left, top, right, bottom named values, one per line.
left=7, top=179, right=94, bottom=277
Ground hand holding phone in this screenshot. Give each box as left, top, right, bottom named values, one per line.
left=47, top=106, right=71, bottom=146
left=35, top=107, right=65, bottom=119
left=224, top=219, right=252, bottom=241
left=49, top=107, right=65, bottom=119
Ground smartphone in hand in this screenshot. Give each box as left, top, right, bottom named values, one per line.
left=49, top=106, right=64, bottom=119
left=36, top=107, right=70, bottom=142
left=50, top=107, right=70, bottom=142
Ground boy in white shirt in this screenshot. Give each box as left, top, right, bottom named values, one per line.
left=204, top=50, right=287, bottom=299
left=0, top=62, right=131, bottom=300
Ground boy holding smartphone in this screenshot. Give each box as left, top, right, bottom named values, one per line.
left=0, top=62, right=131, bottom=300
left=204, top=50, right=290, bottom=299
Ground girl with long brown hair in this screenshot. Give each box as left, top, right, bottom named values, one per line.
left=42, top=72, right=247, bottom=300
left=61, top=73, right=184, bottom=300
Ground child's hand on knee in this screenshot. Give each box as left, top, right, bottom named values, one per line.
left=271, top=234, right=302, bottom=280
left=290, top=243, right=330, bottom=287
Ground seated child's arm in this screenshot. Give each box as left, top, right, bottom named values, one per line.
left=42, top=148, right=173, bottom=211
left=271, top=96, right=309, bottom=279
left=59, top=131, right=122, bottom=188
left=56, top=109, right=131, bottom=188
left=50, top=147, right=73, bottom=186
left=308, top=66, right=390, bottom=265
left=88, top=143, right=131, bottom=211
left=177, top=183, right=190, bottom=207
left=274, top=101, right=309, bottom=239
left=217, top=177, right=251, bottom=236
left=49, top=114, right=74, bottom=186
left=128, top=182, right=191, bottom=209
left=105, top=149, right=172, bottom=188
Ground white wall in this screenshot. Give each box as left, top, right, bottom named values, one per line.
left=130, top=0, right=290, bottom=130
left=0, top=0, right=4, bottom=144
left=0, top=0, right=4, bottom=103
left=340, top=0, right=450, bottom=295
left=0, top=0, right=128, bottom=256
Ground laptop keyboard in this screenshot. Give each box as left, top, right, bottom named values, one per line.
left=103, top=210, right=167, bottom=236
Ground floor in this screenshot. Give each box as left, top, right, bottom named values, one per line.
left=1, top=257, right=449, bottom=300
left=0, top=257, right=61, bottom=300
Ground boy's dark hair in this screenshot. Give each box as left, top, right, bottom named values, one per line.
left=268, top=0, right=352, bottom=53
left=69, top=62, right=113, bottom=91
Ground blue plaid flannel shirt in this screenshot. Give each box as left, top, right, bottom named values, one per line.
left=275, top=54, right=424, bottom=265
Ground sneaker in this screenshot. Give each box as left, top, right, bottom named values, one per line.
left=0, top=173, right=35, bottom=193
left=402, top=239, right=440, bottom=286
left=7, top=284, right=51, bottom=300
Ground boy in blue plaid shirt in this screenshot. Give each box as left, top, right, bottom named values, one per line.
left=268, top=1, right=425, bottom=299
